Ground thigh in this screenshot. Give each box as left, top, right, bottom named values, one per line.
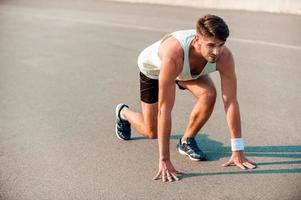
left=140, top=72, right=159, bottom=104
left=139, top=72, right=159, bottom=130
left=141, top=102, right=158, bottom=131
left=177, top=75, right=216, bottom=98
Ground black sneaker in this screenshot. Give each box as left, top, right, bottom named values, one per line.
left=115, top=103, right=131, bottom=140
left=178, top=137, right=206, bottom=161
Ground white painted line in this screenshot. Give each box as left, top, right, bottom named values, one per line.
left=228, top=38, right=301, bottom=50
left=1, top=8, right=300, bottom=51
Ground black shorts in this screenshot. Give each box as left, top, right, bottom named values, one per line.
left=140, top=72, right=186, bottom=104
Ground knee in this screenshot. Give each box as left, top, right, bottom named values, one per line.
left=148, top=134, right=157, bottom=139
left=201, top=89, right=217, bottom=105
left=208, top=89, right=217, bottom=104
left=145, top=128, right=158, bottom=139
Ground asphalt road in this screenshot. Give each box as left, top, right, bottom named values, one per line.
left=0, top=0, right=301, bottom=200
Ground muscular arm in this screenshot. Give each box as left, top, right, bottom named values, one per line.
left=153, top=37, right=183, bottom=181
left=218, top=48, right=256, bottom=169
left=157, top=58, right=178, bottom=161
left=218, top=50, right=241, bottom=139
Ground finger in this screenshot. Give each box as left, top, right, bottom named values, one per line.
left=242, top=162, right=252, bottom=169
left=171, top=173, right=180, bottom=181
left=162, top=171, right=167, bottom=182
left=236, top=162, right=247, bottom=170
left=222, top=160, right=234, bottom=167
left=246, top=159, right=257, bottom=165
left=249, top=162, right=257, bottom=169
left=166, top=171, right=173, bottom=182
left=243, top=162, right=256, bottom=169
left=153, top=171, right=162, bottom=180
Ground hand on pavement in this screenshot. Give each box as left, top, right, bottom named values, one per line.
left=223, top=151, right=257, bottom=170
left=153, top=159, right=182, bottom=182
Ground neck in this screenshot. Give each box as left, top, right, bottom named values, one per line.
left=190, top=38, right=207, bottom=62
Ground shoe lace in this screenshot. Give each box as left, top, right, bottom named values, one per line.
left=187, top=139, right=201, bottom=153
left=120, top=120, right=130, bottom=132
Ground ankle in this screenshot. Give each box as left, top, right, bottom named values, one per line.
left=120, top=107, right=128, bottom=120
left=181, top=137, right=187, bottom=143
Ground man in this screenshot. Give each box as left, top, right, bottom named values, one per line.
left=115, top=14, right=256, bottom=182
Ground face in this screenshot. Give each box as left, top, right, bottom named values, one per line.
left=195, top=34, right=226, bottom=63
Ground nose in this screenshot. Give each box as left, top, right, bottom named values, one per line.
left=212, top=47, right=220, bottom=55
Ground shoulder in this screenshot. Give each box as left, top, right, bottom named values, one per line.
left=216, top=46, right=235, bottom=74
left=159, top=37, right=183, bottom=61
left=158, top=36, right=184, bottom=76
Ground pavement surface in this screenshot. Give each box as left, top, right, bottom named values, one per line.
left=0, top=0, right=301, bottom=200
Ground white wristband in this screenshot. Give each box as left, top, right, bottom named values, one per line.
left=231, top=138, right=244, bottom=151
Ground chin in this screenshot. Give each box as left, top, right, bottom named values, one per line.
left=207, top=58, right=216, bottom=63
left=208, top=55, right=218, bottom=62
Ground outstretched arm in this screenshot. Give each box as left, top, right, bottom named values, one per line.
left=218, top=49, right=256, bottom=170
left=153, top=57, right=181, bottom=182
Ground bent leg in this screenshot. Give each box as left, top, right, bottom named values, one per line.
left=178, top=75, right=217, bottom=140
left=123, top=102, right=158, bottom=139
left=120, top=72, right=159, bottom=139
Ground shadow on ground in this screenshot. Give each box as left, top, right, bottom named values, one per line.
left=132, top=133, right=301, bottom=177
left=172, top=134, right=301, bottom=178
left=170, top=134, right=301, bottom=161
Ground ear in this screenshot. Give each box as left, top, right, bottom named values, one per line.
left=195, top=33, right=203, bottom=43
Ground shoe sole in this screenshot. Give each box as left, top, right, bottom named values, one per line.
left=115, top=124, right=126, bottom=140
left=178, top=147, right=201, bottom=161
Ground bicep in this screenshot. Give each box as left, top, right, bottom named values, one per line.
left=219, top=52, right=238, bottom=103
left=220, top=71, right=237, bottom=103
left=158, top=59, right=178, bottom=111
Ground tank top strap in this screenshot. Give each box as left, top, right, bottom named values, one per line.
left=171, top=29, right=196, bottom=80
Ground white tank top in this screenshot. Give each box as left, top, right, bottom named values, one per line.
left=137, top=29, right=217, bottom=80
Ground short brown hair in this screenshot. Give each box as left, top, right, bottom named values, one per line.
left=196, top=14, right=229, bottom=41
